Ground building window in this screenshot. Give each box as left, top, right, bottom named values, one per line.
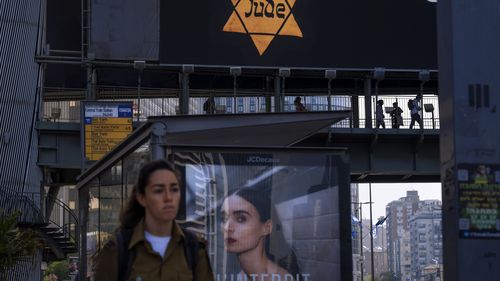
left=69, top=200, right=76, bottom=210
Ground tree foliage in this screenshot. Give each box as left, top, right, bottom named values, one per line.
left=0, top=211, right=41, bottom=280
left=44, top=260, right=70, bottom=281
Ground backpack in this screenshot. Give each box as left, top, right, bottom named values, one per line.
left=407, top=99, right=414, bottom=110
left=115, top=227, right=204, bottom=281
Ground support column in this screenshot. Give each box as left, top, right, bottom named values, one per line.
left=265, top=76, right=272, bottom=113
left=78, top=187, right=89, bottom=281
left=352, top=80, right=360, bottom=128
left=364, top=77, right=372, bottom=129
left=274, top=75, right=281, bottom=112
left=438, top=0, right=500, bottom=280
left=180, top=65, right=194, bottom=115
left=85, top=66, right=96, bottom=101
left=150, top=121, right=168, bottom=160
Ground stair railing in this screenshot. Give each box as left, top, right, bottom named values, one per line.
left=0, top=189, right=79, bottom=252
left=0, top=189, right=45, bottom=225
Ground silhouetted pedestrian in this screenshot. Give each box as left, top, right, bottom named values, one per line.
left=203, top=96, right=216, bottom=114
left=294, top=96, right=307, bottom=112
left=390, top=101, right=404, bottom=128
left=376, top=100, right=385, bottom=128
left=409, top=95, right=423, bottom=129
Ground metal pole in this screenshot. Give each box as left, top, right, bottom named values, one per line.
left=281, top=77, right=286, bottom=112
left=369, top=183, right=375, bottom=281
left=359, top=204, right=364, bottom=281
left=274, top=76, right=281, bottom=112
left=432, top=110, right=435, bottom=129
left=233, top=75, right=237, bottom=113
left=150, top=122, right=168, bottom=160
left=364, top=77, right=372, bottom=128
left=181, top=72, right=189, bottom=115
left=137, top=72, right=141, bottom=122
left=78, top=187, right=88, bottom=281
left=328, top=78, right=332, bottom=111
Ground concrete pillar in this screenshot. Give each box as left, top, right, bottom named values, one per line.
left=438, top=0, right=500, bottom=280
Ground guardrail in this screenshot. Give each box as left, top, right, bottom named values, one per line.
left=42, top=88, right=440, bottom=129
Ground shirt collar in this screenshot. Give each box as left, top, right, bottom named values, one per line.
left=128, top=219, right=185, bottom=250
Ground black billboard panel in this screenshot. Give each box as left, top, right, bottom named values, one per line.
left=160, top=0, right=437, bottom=69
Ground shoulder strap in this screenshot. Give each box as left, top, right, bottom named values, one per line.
left=117, top=228, right=135, bottom=281
left=182, top=228, right=200, bottom=281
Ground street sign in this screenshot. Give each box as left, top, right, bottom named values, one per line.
left=82, top=102, right=133, bottom=161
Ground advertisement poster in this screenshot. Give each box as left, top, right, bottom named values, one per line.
left=457, top=163, right=500, bottom=239
left=170, top=149, right=351, bottom=281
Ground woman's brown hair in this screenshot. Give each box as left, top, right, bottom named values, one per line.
left=119, top=160, right=180, bottom=229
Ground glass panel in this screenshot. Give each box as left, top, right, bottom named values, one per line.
left=86, top=179, right=99, bottom=279
left=123, top=143, right=151, bottom=201
left=99, top=161, right=123, bottom=244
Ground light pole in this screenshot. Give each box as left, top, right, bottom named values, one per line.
left=133, top=60, right=145, bottom=122
left=353, top=201, right=374, bottom=281
left=325, top=70, right=337, bottom=111
left=369, top=183, right=375, bottom=281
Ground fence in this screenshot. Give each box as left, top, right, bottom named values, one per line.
left=42, top=88, right=440, bottom=129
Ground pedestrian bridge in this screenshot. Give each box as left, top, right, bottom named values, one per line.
left=39, top=110, right=440, bottom=185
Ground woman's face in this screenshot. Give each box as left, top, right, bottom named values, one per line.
left=220, top=194, right=271, bottom=254
left=137, top=169, right=181, bottom=224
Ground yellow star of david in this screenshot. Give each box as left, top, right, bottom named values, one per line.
left=223, top=0, right=303, bottom=55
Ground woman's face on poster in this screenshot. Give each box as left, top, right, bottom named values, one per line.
left=220, top=194, right=271, bottom=254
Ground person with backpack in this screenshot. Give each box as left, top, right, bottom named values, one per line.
left=409, top=95, right=423, bottom=129
left=390, top=101, right=404, bottom=129
left=94, top=160, right=214, bottom=281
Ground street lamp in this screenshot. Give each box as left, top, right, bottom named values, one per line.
left=352, top=201, right=374, bottom=281
left=325, top=70, right=337, bottom=111
left=133, top=60, right=146, bottom=122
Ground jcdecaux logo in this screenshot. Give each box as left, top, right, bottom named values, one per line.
left=223, top=0, right=303, bottom=55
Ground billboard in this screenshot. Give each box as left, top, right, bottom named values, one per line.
left=89, top=0, right=437, bottom=69
left=170, top=147, right=351, bottom=281
left=159, top=0, right=437, bottom=69
left=82, top=102, right=133, bottom=161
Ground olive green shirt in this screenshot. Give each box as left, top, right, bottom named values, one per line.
left=94, top=220, right=214, bottom=281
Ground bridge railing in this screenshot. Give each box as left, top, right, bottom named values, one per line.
left=42, top=86, right=440, bottom=129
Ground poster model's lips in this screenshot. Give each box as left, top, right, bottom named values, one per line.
left=223, top=0, right=303, bottom=55
left=226, top=238, right=237, bottom=244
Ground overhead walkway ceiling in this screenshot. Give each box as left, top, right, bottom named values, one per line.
left=39, top=112, right=440, bottom=184
left=298, top=128, right=440, bottom=183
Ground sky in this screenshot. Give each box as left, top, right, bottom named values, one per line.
left=357, top=182, right=442, bottom=220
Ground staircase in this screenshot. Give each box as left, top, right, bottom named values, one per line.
left=0, top=189, right=78, bottom=261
